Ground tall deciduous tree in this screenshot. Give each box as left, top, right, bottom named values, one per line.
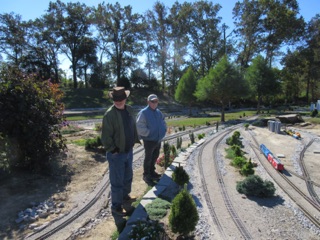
left=146, top=1, right=171, bottom=92
left=188, top=1, right=223, bottom=77
left=233, top=0, right=305, bottom=68
left=48, top=0, right=93, bottom=88
left=175, top=66, right=197, bottom=115
left=77, top=37, right=98, bottom=88
left=167, top=1, right=190, bottom=96
left=245, top=55, right=280, bottom=113
left=23, top=16, right=61, bottom=83
left=195, top=56, right=247, bottom=122
left=281, top=49, right=309, bottom=103
left=233, top=0, right=263, bottom=70
left=305, top=14, right=320, bottom=102
left=0, top=13, right=28, bottom=66
left=95, top=2, right=144, bottom=86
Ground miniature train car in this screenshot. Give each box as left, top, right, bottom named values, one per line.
left=260, top=144, right=284, bottom=171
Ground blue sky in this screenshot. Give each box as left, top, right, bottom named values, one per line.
left=2, top=0, right=319, bottom=28
left=1, top=0, right=319, bottom=72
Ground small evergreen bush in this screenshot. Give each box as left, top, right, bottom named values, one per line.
left=172, top=165, right=190, bottom=187
left=163, top=141, right=170, bottom=169
left=231, top=156, right=247, bottom=168
left=231, top=145, right=243, bottom=157
left=85, top=136, right=102, bottom=150
left=226, top=131, right=243, bottom=147
left=236, top=174, right=276, bottom=197
left=240, top=158, right=255, bottom=176
left=145, top=197, right=171, bottom=220
left=169, top=187, right=199, bottom=236
left=189, top=132, right=195, bottom=144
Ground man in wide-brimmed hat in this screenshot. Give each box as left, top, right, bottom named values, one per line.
left=101, top=86, right=140, bottom=217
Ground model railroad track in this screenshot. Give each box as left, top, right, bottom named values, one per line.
left=26, top=179, right=111, bottom=240
left=198, top=126, right=252, bottom=239
left=247, top=131, right=320, bottom=229
left=25, top=126, right=214, bottom=240
left=285, top=166, right=320, bottom=188
left=26, top=145, right=146, bottom=240
left=299, top=138, right=320, bottom=206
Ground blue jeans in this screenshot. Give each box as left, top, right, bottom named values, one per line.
left=107, top=149, right=133, bottom=209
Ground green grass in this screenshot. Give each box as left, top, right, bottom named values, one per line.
left=304, top=116, right=320, bottom=124
left=70, top=139, right=87, bottom=146
left=66, top=115, right=104, bottom=121
left=166, top=111, right=257, bottom=128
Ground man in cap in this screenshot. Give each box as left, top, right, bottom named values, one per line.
left=101, top=86, right=140, bottom=216
left=136, top=94, right=167, bottom=185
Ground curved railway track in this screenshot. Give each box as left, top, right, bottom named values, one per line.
left=197, top=126, right=252, bottom=239
left=24, top=122, right=320, bottom=239
left=299, top=138, right=320, bottom=206
left=25, top=125, right=214, bottom=240
left=247, top=130, right=320, bottom=229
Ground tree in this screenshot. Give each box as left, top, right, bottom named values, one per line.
left=169, top=187, right=199, bottom=237
left=94, top=2, right=144, bottom=85
left=195, top=56, right=248, bottom=122
left=0, top=64, right=66, bottom=172
left=305, top=15, right=320, bottom=102
left=130, top=68, right=148, bottom=88
left=167, top=1, right=190, bottom=95
left=77, top=37, right=98, bottom=88
left=233, top=0, right=305, bottom=68
left=175, top=66, right=197, bottom=115
left=188, top=1, right=224, bottom=77
left=146, top=2, right=171, bottom=92
left=23, top=16, right=61, bottom=83
left=281, top=50, right=308, bottom=103
left=48, top=0, right=93, bottom=88
left=0, top=13, right=28, bottom=66
left=245, top=55, right=280, bottom=113
left=233, top=0, right=263, bottom=70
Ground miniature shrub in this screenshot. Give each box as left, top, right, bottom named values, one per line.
left=85, top=136, right=102, bottom=150
left=226, top=131, right=243, bottom=147
left=163, top=141, right=170, bottom=169
left=176, top=136, right=182, bottom=149
left=145, top=197, right=171, bottom=220
left=171, top=145, right=177, bottom=158
left=231, top=145, right=243, bottom=157
left=169, top=187, right=199, bottom=236
left=231, top=156, right=247, bottom=168
left=197, top=133, right=205, bottom=140
left=172, top=165, right=189, bottom=186
left=189, top=132, right=195, bottom=144
left=236, top=175, right=275, bottom=197
left=240, top=159, right=255, bottom=176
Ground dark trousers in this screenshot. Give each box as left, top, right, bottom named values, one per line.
left=143, top=140, right=161, bottom=177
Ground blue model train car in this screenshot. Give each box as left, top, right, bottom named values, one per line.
left=259, top=144, right=284, bottom=171
left=260, top=144, right=270, bottom=158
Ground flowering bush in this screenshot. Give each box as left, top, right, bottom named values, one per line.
left=156, top=154, right=175, bottom=167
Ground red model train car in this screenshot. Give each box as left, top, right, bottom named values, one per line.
left=260, top=144, right=284, bottom=171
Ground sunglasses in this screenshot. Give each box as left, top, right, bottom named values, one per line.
left=150, top=100, right=158, bottom=103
